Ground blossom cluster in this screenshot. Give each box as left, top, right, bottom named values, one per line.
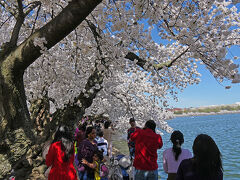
left=1, top=0, right=239, bottom=132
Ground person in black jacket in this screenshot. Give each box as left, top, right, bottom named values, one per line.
left=176, top=134, right=223, bottom=180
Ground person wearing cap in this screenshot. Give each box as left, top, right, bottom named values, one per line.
left=130, top=120, right=163, bottom=180
left=127, top=118, right=140, bottom=160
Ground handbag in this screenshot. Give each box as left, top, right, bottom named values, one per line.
left=77, top=163, right=86, bottom=172
left=100, top=163, right=109, bottom=178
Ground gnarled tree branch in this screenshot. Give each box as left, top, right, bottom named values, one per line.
left=4, top=0, right=102, bottom=73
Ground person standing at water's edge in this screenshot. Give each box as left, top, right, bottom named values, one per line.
left=176, top=134, right=223, bottom=180
left=102, top=121, right=114, bottom=157
left=130, top=120, right=163, bottom=180
left=163, top=130, right=192, bottom=180
left=127, top=117, right=140, bottom=160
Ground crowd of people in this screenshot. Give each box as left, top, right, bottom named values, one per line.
left=44, top=117, right=223, bottom=180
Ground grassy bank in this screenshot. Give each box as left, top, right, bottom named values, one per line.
left=112, top=133, right=129, bottom=156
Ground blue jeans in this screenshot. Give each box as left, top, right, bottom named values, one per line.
left=78, top=171, right=94, bottom=180
left=135, top=169, right=158, bottom=180
left=129, top=147, right=135, bottom=160
left=100, top=178, right=108, bottom=180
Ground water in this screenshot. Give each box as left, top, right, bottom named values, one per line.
left=157, top=113, right=240, bottom=180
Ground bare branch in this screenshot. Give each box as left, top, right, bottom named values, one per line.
left=9, top=0, right=25, bottom=47
left=24, top=1, right=41, bottom=16
left=125, top=52, right=147, bottom=68
left=0, top=15, right=13, bottom=29
left=110, top=92, right=134, bottom=116
left=30, top=3, right=42, bottom=35
left=125, top=46, right=190, bottom=71
left=0, top=1, right=41, bottom=32
left=159, top=47, right=190, bottom=68
left=0, top=1, right=18, bottom=18
left=85, top=19, right=103, bottom=56
left=163, top=19, right=176, bottom=37
left=84, top=19, right=184, bottom=71
left=74, top=69, right=104, bottom=108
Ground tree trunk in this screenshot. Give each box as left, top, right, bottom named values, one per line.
left=0, top=62, right=31, bottom=130
left=0, top=0, right=102, bottom=178
left=0, top=54, right=104, bottom=179
left=0, top=60, right=37, bottom=179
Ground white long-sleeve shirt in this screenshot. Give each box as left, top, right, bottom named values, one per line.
left=96, top=137, right=108, bottom=156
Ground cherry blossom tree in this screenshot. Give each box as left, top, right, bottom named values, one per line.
left=0, top=0, right=239, bottom=178
left=25, top=0, right=240, bottom=131
left=0, top=0, right=102, bottom=178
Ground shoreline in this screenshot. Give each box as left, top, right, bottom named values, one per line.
left=112, top=133, right=129, bottom=156
left=111, top=111, right=240, bottom=155
left=173, top=110, right=240, bottom=118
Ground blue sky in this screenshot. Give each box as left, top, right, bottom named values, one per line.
left=170, top=65, right=240, bottom=108
left=169, top=45, right=240, bottom=108
left=171, top=3, right=240, bottom=108
left=147, top=5, right=240, bottom=108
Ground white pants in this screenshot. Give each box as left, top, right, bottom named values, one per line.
left=108, top=142, right=112, bottom=157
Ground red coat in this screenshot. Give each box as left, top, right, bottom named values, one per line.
left=46, top=141, right=77, bottom=180
left=130, top=128, right=163, bottom=170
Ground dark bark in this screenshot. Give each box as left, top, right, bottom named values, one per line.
left=0, top=0, right=102, bottom=178
left=50, top=68, right=104, bottom=130
left=1, top=0, right=102, bottom=129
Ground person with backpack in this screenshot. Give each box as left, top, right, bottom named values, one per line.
left=82, top=150, right=109, bottom=180
left=163, top=130, right=192, bottom=180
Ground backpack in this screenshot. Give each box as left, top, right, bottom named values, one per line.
left=117, top=155, right=131, bottom=169
left=99, top=163, right=109, bottom=178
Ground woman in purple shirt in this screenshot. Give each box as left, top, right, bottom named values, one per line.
left=77, top=126, right=98, bottom=180
left=176, top=134, right=223, bottom=180
left=163, top=130, right=192, bottom=180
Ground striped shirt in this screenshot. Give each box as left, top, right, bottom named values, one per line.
left=96, top=137, right=108, bottom=156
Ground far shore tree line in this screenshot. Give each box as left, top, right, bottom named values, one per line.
left=173, top=105, right=240, bottom=115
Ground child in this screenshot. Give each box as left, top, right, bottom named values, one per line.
left=82, top=150, right=108, bottom=180
left=96, top=131, right=108, bottom=156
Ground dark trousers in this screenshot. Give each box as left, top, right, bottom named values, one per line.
left=129, top=147, right=135, bottom=160
left=167, top=173, right=176, bottom=180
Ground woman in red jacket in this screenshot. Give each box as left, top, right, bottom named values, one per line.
left=46, top=125, right=77, bottom=180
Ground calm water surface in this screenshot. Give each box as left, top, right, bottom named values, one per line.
left=157, top=113, right=240, bottom=180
